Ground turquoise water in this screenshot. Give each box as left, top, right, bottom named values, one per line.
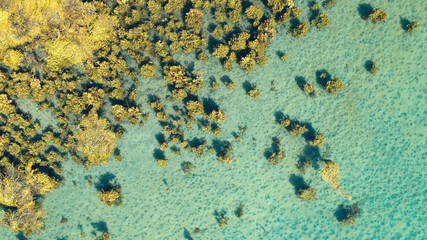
left=1, top=0, right=426, bottom=239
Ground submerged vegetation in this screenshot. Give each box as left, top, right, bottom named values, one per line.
left=3, top=0, right=417, bottom=236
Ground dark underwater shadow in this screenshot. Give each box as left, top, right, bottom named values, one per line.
left=289, top=174, right=309, bottom=193
left=94, top=172, right=118, bottom=192
left=357, top=3, right=373, bottom=19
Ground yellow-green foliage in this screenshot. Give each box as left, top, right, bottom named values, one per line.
left=406, top=22, right=420, bottom=33
left=197, top=51, right=208, bottom=61
left=211, top=27, right=224, bottom=38
left=0, top=163, right=58, bottom=235
left=308, top=133, right=325, bottom=146
left=178, top=30, right=207, bottom=54
left=290, top=21, right=309, bottom=38
left=140, top=62, right=156, bottom=78
left=225, top=81, right=236, bottom=89
left=267, top=0, right=285, bottom=13
left=0, top=94, right=16, bottom=114
left=171, top=88, right=188, bottom=100
left=367, top=61, right=378, bottom=74
left=311, top=12, right=331, bottom=29
left=223, top=24, right=233, bottom=33
left=157, top=111, right=168, bottom=122
left=0, top=170, right=33, bottom=207
left=280, top=54, right=289, bottom=62
left=156, top=158, right=168, bottom=167
left=289, top=123, right=308, bottom=135
left=248, top=88, right=260, bottom=98
left=297, top=187, right=316, bottom=201
left=338, top=203, right=361, bottom=226
left=1, top=49, right=21, bottom=70
left=212, top=44, right=230, bottom=59
left=268, top=150, right=284, bottom=165
left=214, top=10, right=226, bottom=23
left=97, top=189, right=121, bottom=206
left=112, top=105, right=142, bottom=123
left=163, top=66, right=204, bottom=96
left=291, top=7, right=302, bottom=19
left=228, top=9, right=241, bottom=23
left=208, top=109, right=226, bottom=122
left=310, top=2, right=320, bottom=11
left=228, top=32, right=250, bottom=51
left=240, top=54, right=256, bottom=72
left=74, top=110, right=117, bottom=166
left=160, top=141, right=169, bottom=150
left=26, top=172, right=59, bottom=195
left=163, top=65, right=190, bottom=87
left=245, top=5, right=264, bottom=26
left=323, top=0, right=336, bottom=8
left=278, top=9, right=291, bottom=24
left=320, top=160, right=340, bottom=191
left=186, top=100, right=204, bottom=116
left=185, top=9, right=203, bottom=29
left=213, top=126, right=222, bottom=137
left=150, top=100, right=163, bottom=111
left=1, top=201, right=45, bottom=236
left=302, top=83, right=315, bottom=93
left=278, top=117, right=290, bottom=127
left=211, top=79, right=219, bottom=90
left=191, top=140, right=207, bottom=158
left=164, top=0, right=186, bottom=13
left=325, top=78, right=344, bottom=94
left=0, top=0, right=118, bottom=70
left=366, top=8, right=387, bottom=23
left=257, top=18, right=276, bottom=39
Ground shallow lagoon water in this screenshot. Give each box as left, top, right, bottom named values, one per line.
left=0, top=0, right=425, bottom=239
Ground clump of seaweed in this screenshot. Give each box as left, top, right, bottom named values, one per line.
left=290, top=21, right=309, bottom=38
left=319, top=159, right=340, bottom=191
left=366, top=60, right=378, bottom=74
left=324, top=78, right=344, bottom=94
left=297, top=187, right=316, bottom=201
left=297, top=157, right=312, bottom=173
left=278, top=116, right=291, bottom=128
left=74, top=110, right=117, bottom=166
left=289, top=123, right=308, bottom=135
left=218, top=142, right=238, bottom=167
left=405, top=22, right=420, bottom=33
left=208, top=109, right=226, bottom=123
left=245, top=5, right=264, bottom=26
left=323, top=0, right=336, bottom=8
left=181, top=162, right=195, bottom=176
left=280, top=54, right=289, bottom=62
left=1, top=202, right=45, bottom=236
left=94, top=173, right=123, bottom=207
left=310, top=2, right=320, bottom=11
left=311, top=12, right=331, bottom=29
left=0, top=162, right=58, bottom=236
left=266, top=137, right=285, bottom=165
left=335, top=203, right=361, bottom=226
left=248, top=85, right=261, bottom=98
left=307, top=133, right=325, bottom=146
left=96, top=189, right=121, bottom=206
left=140, top=62, right=156, bottom=78
left=235, top=204, right=245, bottom=219
left=186, top=100, right=204, bottom=116
left=319, top=159, right=352, bottom=200
left=365, top=8, right=387, bottom=23
left=214, top=210, right=229, bottom=228
left=95, top=231, right=111, bottom=240
left=302, top=82, right=316, bottom=97
left=156, top=158, right=168, bottom=167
